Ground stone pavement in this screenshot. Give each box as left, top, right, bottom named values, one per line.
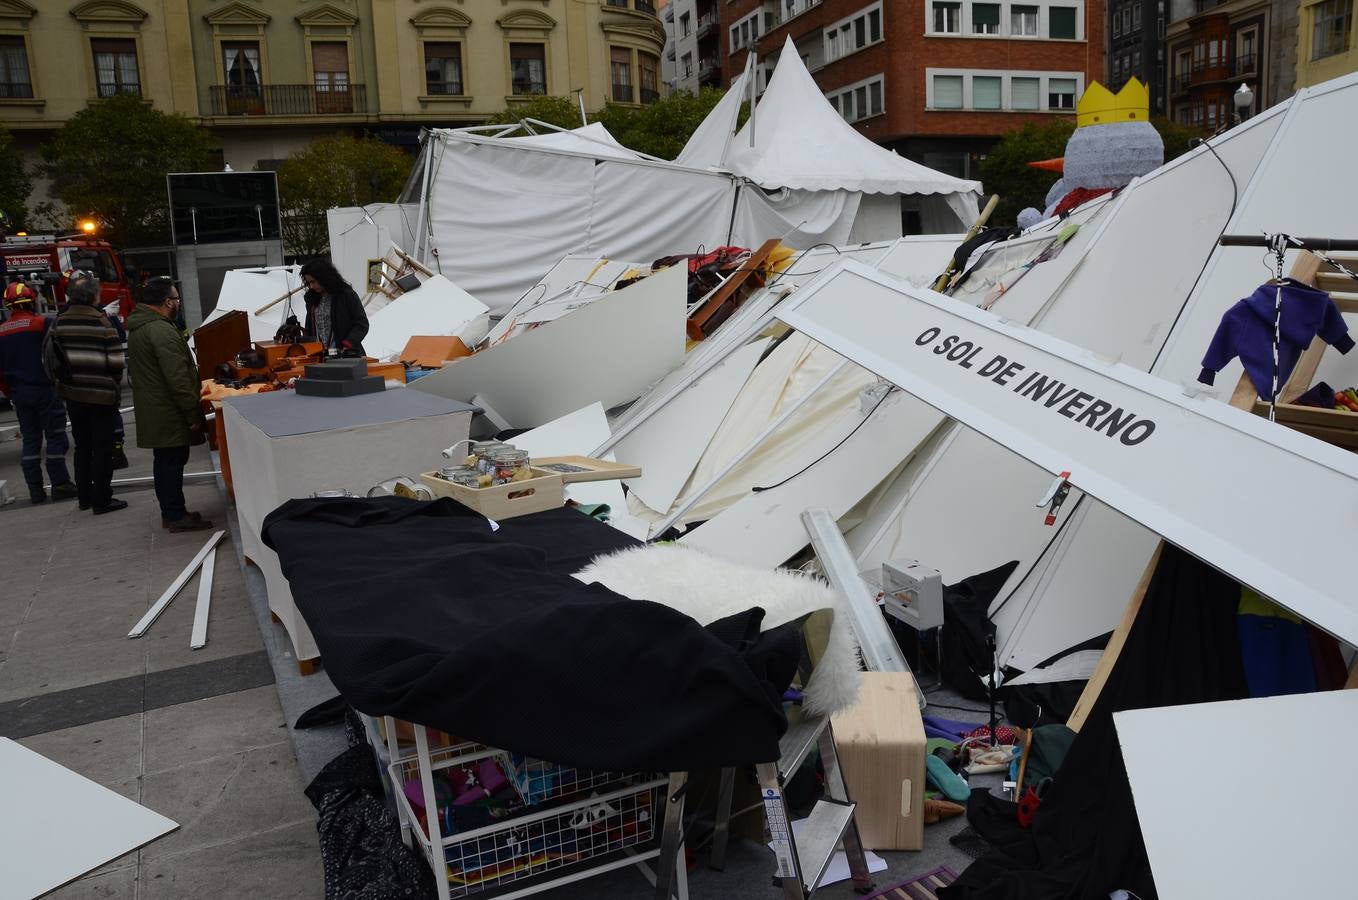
left=0, top=408, right=325, bottom=899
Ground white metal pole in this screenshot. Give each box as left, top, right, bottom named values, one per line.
left=128, top=531, right=225, bottom=638
left=651, top=359, right=851, bottom=535
left=189, top=544, right=216, bottom=649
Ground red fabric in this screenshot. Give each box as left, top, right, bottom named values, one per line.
left=1053, top=186, right=1115, bottom=218
left=687, top=246, right=747, bottom=274
left=963, top=724, right=1018, bottom=745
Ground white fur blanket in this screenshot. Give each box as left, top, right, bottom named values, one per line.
left=575, top=544, right=861, bottom=716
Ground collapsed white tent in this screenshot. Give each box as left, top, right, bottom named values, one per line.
left=401, top=50, right=980, bottom=314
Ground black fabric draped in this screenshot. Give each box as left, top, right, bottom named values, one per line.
left=262, top=497, right=800, bottom=772
left=941, top=544, right=1250, bottom=899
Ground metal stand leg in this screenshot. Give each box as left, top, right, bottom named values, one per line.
left=818, top=726, right=873, bottom=894
left=756, top=762, right=808, bottom=900
left=709, top=767, right=736, bottom=871
left=654, top=772, right=688, bottom=900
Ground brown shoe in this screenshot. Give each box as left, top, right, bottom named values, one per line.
left=165, top=511, right=214, bottom=532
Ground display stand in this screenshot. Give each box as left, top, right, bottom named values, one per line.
left=362, top=715, right=688, bottom=900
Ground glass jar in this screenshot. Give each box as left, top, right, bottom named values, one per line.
left=438, top=465, right=482, bottom=488
left=489, top=447, right=531, bottom=485
left=470, top=441, right=507, bottom=475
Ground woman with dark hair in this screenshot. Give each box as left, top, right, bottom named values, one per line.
left=300, top=258, right=368, bottom=355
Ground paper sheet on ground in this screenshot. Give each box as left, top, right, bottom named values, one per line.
left=766, top=817, right=888, bottom=888
left=0, top=738, right=178, bottom=898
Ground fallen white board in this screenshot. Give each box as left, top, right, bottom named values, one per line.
left=411, top=264, right=686, bottom=428
left=1116, top=691, right=1358, bottom=900
left=777, top=259, right=1358, bottom=645
left=0, top=738, right=178, bottom=898
left=363, top=274, right=490, bottom=361
left=510, top=403, right=648, bottom=541
left=615, top=338, right=770, bottom=515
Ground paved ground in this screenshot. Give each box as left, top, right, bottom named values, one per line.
left=0, top=408, right=325, bottom=899
left=0, top=403, right=995, bottom=899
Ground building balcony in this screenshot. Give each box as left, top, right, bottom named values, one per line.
left=635, top=0, right=657, bottom=15
left=697, top=57, right=721, bottom=84
left=606, top=0, right=657, bottom=14
left=209, top=83, right=368, bottom=117
left=1234, top=53, right=1256, bottom=76
left=666, top=45, right=676, bottom=61
left=640, top=87, right=660, bottom=104
left=696, top=13, right=719, bottom=38
left=612, top=83, right=634, bottom=103
left=0, top=81, right=34, bottom=99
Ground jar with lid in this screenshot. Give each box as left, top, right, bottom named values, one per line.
left=470, top=441, right=507, bottom=475
left=489, top=447, right=531, bottom=484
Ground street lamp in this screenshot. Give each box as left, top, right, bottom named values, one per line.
left=1234, top=83, right=1255, bottom=123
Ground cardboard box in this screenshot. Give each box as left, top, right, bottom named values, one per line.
left=830, top=672, right=927, bottom=851
left=400, top=335, right=472, bottom=368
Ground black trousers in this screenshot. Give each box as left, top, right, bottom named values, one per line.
left=153, top=445, right=191, bottom=522
left=65, top=399, right=117, bottom=509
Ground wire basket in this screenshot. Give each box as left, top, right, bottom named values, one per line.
left=503, top=753, right=633, bottom=807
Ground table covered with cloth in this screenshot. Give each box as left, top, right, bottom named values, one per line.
left=262, top=497, right=804, bottom=772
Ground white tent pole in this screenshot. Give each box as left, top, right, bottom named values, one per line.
left=747, top=52, right=757, bottom=148
left=412, top=136, right=433, bottom=262
left=128, top=531, right=226, bottom=639
left=418, top=135, right=438, bottom=264
left=651, top=358, right=852, bottom=535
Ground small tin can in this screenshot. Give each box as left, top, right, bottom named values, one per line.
left=438, top=465, right=482, bottom=488
left=489, top=447, right=531, bottom=484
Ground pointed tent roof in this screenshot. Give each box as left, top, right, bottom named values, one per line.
left=725, top=38, right=981, bottom=196
left=506, top=122, right=641, bottom=160
left=675, top=68, right=751, bottom=170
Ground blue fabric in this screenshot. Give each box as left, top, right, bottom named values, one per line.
left=1237, top=613, right=1317, bottom=698
left=11, top=385, right=70, bottom=488
left=153, top=444, right=191, bottom=521
left=1199, top=280, right=1353, bottom=393
left=0, top=310, right=54, bottom=393
left=923, top=715, right=985, bottom=741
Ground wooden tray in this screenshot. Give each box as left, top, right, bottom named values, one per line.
left=418, top=467, right=565, bottom=519
left=531, top=455, right=642, bottom=482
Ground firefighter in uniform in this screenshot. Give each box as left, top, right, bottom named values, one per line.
left=0, top=282, right=77, bottom=504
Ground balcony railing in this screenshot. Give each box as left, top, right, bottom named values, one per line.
left=666, top=45, right=676, bottom=61
left=1234, top=53, right=1256, bottom=75
left=0, top=81, right=33, bottom=98
left=209, top=83, right=368, bottom=116
left=697, top=57, right=719, bottom=80
left=696, top=13, right=719, bottom=38
left=640, top=87, right=660, bottom=104
left=612, top=83, right=633, bottom=102
left=635, top=0, right=656, bottom=14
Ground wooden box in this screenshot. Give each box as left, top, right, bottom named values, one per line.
left=531, top=455, right=642, bottom=482
left=192, top=311, right=251, bottom=382
left=830, top=672, right=927, bottom=851
left=419, top=467, right=566, bottom=520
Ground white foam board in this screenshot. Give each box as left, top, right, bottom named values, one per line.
left=363, top=274, right=490, bottom=361
left=0, top=738, right=178, bottom=898
left=411, top=264, right=686, bottom=428
left=1116, top=691, right=1358, bottom=900
left=510, top=403, right=648, bottom=540
left=615, top=338, right=770, bottom=515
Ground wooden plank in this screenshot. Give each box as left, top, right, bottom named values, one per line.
left=1346, top=658, right=1358, bottom=690
left=1254, top=400, right=1358, bottom=429
left=686, top=239, right=779, bottom=342
left=1279, top=338, right=1328, bottom=403
left=1066, top=544, right=1163, bottom=733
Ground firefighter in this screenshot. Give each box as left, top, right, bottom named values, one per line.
left=0, top=282, right=77, bottom=504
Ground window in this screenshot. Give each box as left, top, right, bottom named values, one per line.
left=681, top=52, right=693, bottom=78
left=1049, top=6, right=1077, bottom=39
left=831, top=75, right=885, bottom=121
left=424, top=42, right=462, bottom=95
left=1131, top=49, right=1141, bottom=75
left=973, top=75, right=1001, bottom=108
left=972, top=3, right=1000, bottom=34
left=1133, top=4, right=1142, bottom=29
left=1011, top=76, right=1040, bottom=109
left=680, top=12, right=690, bottom=36
left=92, top=38, right=139, bottom=98
left=1312, top=0, right=1352, bottom=59
left=1113, top=9, right=1123, bottom=37
left=312, top=42, right=351, bottom=112
left=0, top=36, right=32, bottom=98
left=730, top=11, right=761, bottom=53
left=933, top=74, right=963, bottom=108
left=1048, top=76, right=1076, bottom=109
left=610, top=46, right=633, bottom=103
left=1122, top=8, right=1132, bottom=34
left=510, top=43, right=546, bottom=94
left=1011, top=5, right=1039, bottom=35
left=640, top=53, right=659, bottom=103
left=1236, top=28, right=1257, bottom=73
left=64, top=248, right=120, bottom=284
left=222, top=41, right=262, bottom=113
left=934, top=2, right=961, bottom=33
left=825, top=3, right=883, bottom=63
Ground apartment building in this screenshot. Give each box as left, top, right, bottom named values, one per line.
left=721, top=0, right=1104, bottom=179
left=665, top=0, right=723, bottom=93
left=1164, top=0, right=1295, bottom=129
left=0, top=1, right=665, bottom=201
left=1295, top=0, right=1356, bottom=88
left=1108, top=0, right=1168, bottom=114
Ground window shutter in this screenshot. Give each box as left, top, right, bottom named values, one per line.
left=312, top=42, right=348, bottom=75
left=973, top=76, right=1001, bottom=109
left=1011, top=77, right=1040, bottom=109
left=934, top=75, right=963, bottom=108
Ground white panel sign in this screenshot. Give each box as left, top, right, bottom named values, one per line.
left=776, top=260, right=1358, bottom=643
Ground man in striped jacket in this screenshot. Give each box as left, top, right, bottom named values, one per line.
left=47, top=271, right=127, bottom=515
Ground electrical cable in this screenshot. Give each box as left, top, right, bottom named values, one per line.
left=750, top=385, right=896, bottom=493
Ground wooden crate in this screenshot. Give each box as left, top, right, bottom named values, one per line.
left=418, top=467, right=566, bottom=519
left=830, top=672, right=927, bottom=851
left=532, top=455, right=642, bottom=482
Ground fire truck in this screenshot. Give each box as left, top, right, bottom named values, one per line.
left=1, top=233, right=134, bottom=323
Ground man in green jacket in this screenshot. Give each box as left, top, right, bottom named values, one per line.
left=127, top=277, right=213, bottom=533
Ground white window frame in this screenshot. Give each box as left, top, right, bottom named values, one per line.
left=972, top=2, right=1002, bottom=35
left=826, top=72, right=886, bottom=122
left=824, top=2, right=884, bottom=64
left=925, top=1, right=1084, bottom=40
left=729, top=10, right=762, bottom=55
left=925, top=67, right=1085, bottom=112
left=1011, top=4, right=1040, bottom=36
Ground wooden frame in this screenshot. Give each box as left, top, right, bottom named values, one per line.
left=686, top=238, right=780, bottom=342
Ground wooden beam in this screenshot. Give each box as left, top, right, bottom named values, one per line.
left=1066, top=543, right=1163, bottom=733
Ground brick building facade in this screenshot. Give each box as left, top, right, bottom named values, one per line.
left=721, top=1, right=1104, bottom=178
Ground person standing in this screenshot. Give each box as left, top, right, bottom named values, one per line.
left=127, top=277, right=212, bottom=532
left=300, top=258, right=368, bottom=356
left=0, top=282, right=77, bottom=504
left=47, top=271, right=125, bottom=514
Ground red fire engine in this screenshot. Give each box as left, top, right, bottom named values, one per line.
left=1, top=233, right=134, bottom=322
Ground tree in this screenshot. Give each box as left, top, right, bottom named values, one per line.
left=276, top=135, right=413, bottom=257
left=39, top=93, right=211, bottom=247
left=484, top=95, right=586, bottom=130
left=979, top=117, right=1206, bottom=226
left=0, top=125, right=32, bottom=230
